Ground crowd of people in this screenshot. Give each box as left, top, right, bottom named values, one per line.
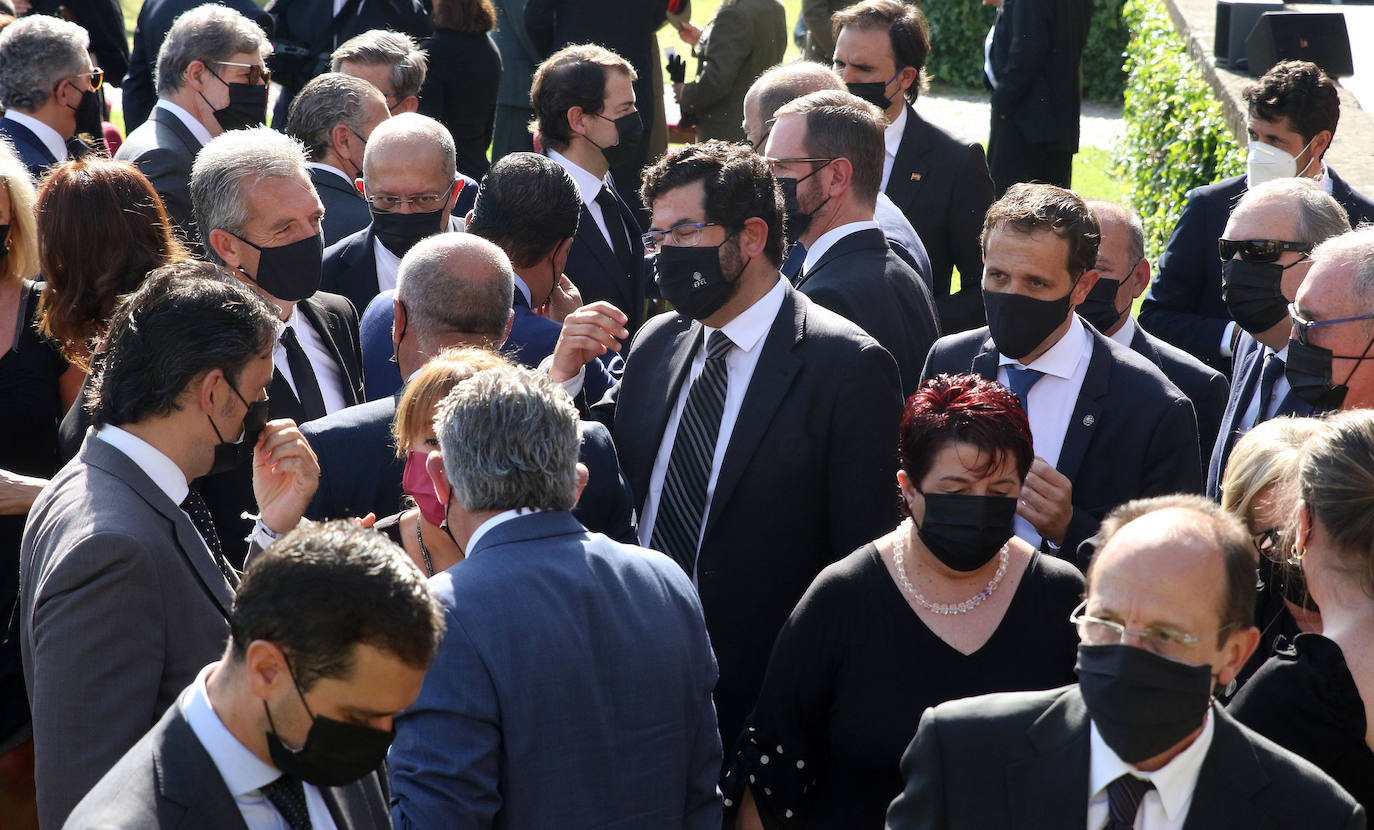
left=0, top=0, right=1372, bottom=827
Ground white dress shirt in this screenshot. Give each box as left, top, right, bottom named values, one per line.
left=549, top=149, right=618, bottom=253
left=997, top=314, right=1092, bottom=548
left=181, top=663, right=338, bottom=830
left=465, top=508, right=541, bottom=557
left=638, top=277, right=788, bottom=572
left=95, top=424, right=190, bottom=506
left=880, top=104, right=908, bottom=191
left=306, top=162, right=355, bottom=189
left=801, top=220, right=882, bottom=277
left=1086, top=705, right=1216, bottom=830
left=512, top=274, right=533, bottom=308
left=273, top=306, right=350, bottom=416
left=154, top=98, right=213, bottom=147
left=371, top=216, right=464, bottom=295
left=3, top=110, right=68, bottom=164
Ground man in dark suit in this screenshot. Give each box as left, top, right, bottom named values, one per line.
left=116, top=5, right=272, bottom=252
left=19, top=264, right=318, bottom=829
left=0, top=16, right=100, bottom=177
left=67, top=521, right=444, bottom=830
left=1285, top=226, right=1374, bottom=413
left=1201, top=181, right=1349, bottom=497
left=530, top=44, right=653, bottom=339
left=766, top=89, right=940, bottom=396
left=1140, top=61, right=1374, bottom=373
left=922, top=184, right=1201, bottom=562
left=982, top=0, right=1092, bottom=195
left=887, top=494, right=1365, bottom=829
left=389, top=362, right=721, bottom=827
left=833, top=0, right=995, bottom=334
left=1077, top=200, right=1229, bottom=466
left=551, top=140, right=903, bottom=753
left=192, top=126, right=365, bottom=545
left=287, top=72, right=391, bottom=245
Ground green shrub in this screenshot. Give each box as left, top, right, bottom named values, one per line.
left=1117, top=0, right=1243, bottom=259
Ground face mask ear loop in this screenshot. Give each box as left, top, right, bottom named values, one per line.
left=1336, top=326, right=1374, bottom=390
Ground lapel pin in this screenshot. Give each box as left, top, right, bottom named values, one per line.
left=1082, top=414, right=1095, bottom=427
left=910, top=173, right=922, bottom=181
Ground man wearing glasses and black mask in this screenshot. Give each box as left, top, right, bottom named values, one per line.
left=0, top=15, right=101, bottom=177
left=1286, top=226, right=1374, bottom=415
left=1206, top=178, right=1349, bottom=497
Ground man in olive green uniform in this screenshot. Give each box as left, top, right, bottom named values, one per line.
left=675, top=0, right=786, bottom=143
left=802, top=0, right=849, bottom=63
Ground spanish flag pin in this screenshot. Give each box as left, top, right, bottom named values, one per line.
left=910, top=173, right=922, bottom=181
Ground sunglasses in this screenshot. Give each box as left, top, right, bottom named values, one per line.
left=1218, top=238, right=1311, bottom=263
left=65, top=68, right=104, bottom=92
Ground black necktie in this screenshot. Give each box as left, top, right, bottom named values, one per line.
left=179, top=488, right=237, bottom=586
left=261, top=773, right=313, bottom=830
left=280, top=326, right=327, bottom=422
left=1256, top=351, right=1285, bottom=423
left=594, top=184, right=636, bottom=276
left=1105, top=773, right=1153, bottom=829
left=650, top=331, right=734, bottom=573
left=1004, top=365, right=1045, bottom=415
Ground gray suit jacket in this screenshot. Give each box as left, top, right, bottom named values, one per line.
left=64, top=695, right=391, bottom=829
left=115, top=105, right=203, bottom=252
left=19, top=429, right=235, bottom=829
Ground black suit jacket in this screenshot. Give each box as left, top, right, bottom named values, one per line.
left=885, top=105, right=995, bottom=334
left=1129, top=324, right=1229, bottom=470
left=114, top=106, right=202, bottom=251
left=886, top=685, right=1365, bottom=829
left=313, top=166, right=372, bottom=246
left=922, top=323, right=1202, bottom=562
left=321, top=226, right=379, bottom=316
left=797, top=227, right=941, bottom=396
left=563, top=182, right=651, bottom=337
left=64, top=701, right=391, bottom=829
left=1140, top=170, right=1374, bottom=370
left=597, top=283, right=903, bottom=748
left=0, top=117, right=59, bottom=178
left=986, top=0, right=1092, bottom=151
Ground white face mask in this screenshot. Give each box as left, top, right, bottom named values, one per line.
left=1247, top=137, right=1316, bottom=187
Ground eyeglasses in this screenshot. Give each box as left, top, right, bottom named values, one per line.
left=1218, top=238, right=1311, bottom=263
left=365, top=180, right=457, bottom=212
left=1069, top=600, right=1234, bottom=656
left=1252, top=527, right=1280, bottom=557
left=213, top=60, right=271, bottom=86
left=642, top=221, right=721, bottom=255
left=765, top=156, right=837, bottom=175
left=1288, top=302, right=1374, bottom=347
left=65, top=67, right=103, bottom=92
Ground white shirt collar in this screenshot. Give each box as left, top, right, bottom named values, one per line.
left=307, top=162, right=356, bottom=187
left=512, top=273, right=533, bottom=308
left=998, top=311, right=1091, bottom=380
left=181, top=662, right=282, bottom=798
left=1089, top=703, right=1217, bottom=823
left=706, top=276, right=787, bottom=355
left=802, top=220, right=881, bottom=274
left=3, top=110, right=68, bottom=164
left=548, top=148, right=609, bottom=208
left=154, top=98, right=213, bottom=147
left=884, top=105, right=908, bottom=159
left=465, top=508, right=543, bottom=557
left=94, top=424, right=190, bottom=506
left=1108, top=314, right=1136, bottom=348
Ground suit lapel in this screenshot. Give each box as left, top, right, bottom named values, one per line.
left=299, top=298, right=361, bottom=407
left=1215, top=342, right=1266, bottom=466
left=1180, top=708, right=1270, bottom=830
left=152, top=106, right=202, bottom=157
left=1057, top=333, right=1110, bottom=484
left=577, top=204, right=627, bottom=288
left=154, top=706, right=251, bottom=829
left=884, top=105, right=931, bottom=210
left=628, top=318, right=700, bottom=499
left=1130, top=327, right=1164, bottom=370
left=801, top=228, right=886, bottom=287
left=3, top=119, right=57, bottom=165
left=973, top=335, right=1000, bottom=380
left=1004, top=687, right=1092, bottom=829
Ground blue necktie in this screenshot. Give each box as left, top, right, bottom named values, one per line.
left=1105, top=773, right=1153, bottom=829
left=1004, top=365, right=1045, bottom=414
left=1256, top=351, right=1285, bottom=422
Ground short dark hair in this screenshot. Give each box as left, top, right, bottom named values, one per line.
left=529, top=44, right=635, bottom=152
left=1244, top=60, right=1340, bottom=144
left=87, top=261, right=280, bottom=427
left=1089, top=495, right=1258, bottom=639
left=831, top=0, right=931, bottom=103
left=982, top=183, right=1100, bottom=279
left=773, top=89, right=885, bottom=206
left=432, top=0, right=494, bottom=33
left=640, top=140, right=785, bottom=266
left=229, top=520, right=445, bottom=690
left=899, top=374, right=1034, bottom=496
left=467, top=152, right=581, bottom=269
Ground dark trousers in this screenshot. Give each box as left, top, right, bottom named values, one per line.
left=988, top=113, right=1074, bottom=197
left=492, top=104, right=536, bottom=163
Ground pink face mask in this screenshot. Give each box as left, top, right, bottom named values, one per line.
left=402, top=451, right=446, bottom=527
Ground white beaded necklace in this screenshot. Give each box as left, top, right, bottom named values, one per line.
left=891, top=518, right=1009, bottom=615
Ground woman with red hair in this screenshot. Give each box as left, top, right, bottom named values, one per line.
left=727, top=373, right=1085, bottom=828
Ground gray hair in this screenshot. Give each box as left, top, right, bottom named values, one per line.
left=396, top=233, right=514, bottom=351
left=331, top=30, right=428, bottom=100
left=747, top=61, right=843, bottom=128
left=1240, top=177, right=1351, bottom=250
left=435, top=364, right=581, bottom=512
left=1310, top=226, right=1374, bottom=311
left=362, top=112, right=456, bottom=181
left=155, top=5, right=267, bottom=97
left=1087, top=200, right=1146, bottom=264
left=287, top=72, right=382, bottom=161
left=0, top=15, right=89, bottom=113
left=190, top=127, right=310, bottom=263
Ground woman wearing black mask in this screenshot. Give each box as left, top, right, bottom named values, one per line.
left=1228, top=409, right=1374, bottom=810
left=726, top=373, right=1083, bottom=829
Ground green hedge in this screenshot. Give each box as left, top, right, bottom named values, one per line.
left=922, top=0, right=1128, bottom=102
left=1117, top=0, right=1243, bottom=259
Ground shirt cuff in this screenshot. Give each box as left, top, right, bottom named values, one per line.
left=1219, top=321, right=1238, bottom=358
left=245, top=515, right=289, bottom=550
left=538, top=354, right=586, bottom=399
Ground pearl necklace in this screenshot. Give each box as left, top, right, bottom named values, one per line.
left=892, top=519, right=1009, bottom=615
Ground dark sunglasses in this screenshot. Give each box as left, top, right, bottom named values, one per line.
left=1218, top=238, right=1311, bottom=263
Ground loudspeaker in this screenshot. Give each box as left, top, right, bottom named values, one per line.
left=1215, top=0, right=1283, bottom=70
left=1246, top=11, right=1354, bottom=77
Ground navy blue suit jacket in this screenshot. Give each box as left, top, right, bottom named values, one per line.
left=779, top=197, right=932, bottom=288
left=1128, top=323, right=1229, bottom=469
left=388, top=510, right=722, bottom=829
left=1141, top=169, right=1374, bottom=370
left=313, top=166, right=371, bottom=247
left=0, top=117, right=58, bottom=178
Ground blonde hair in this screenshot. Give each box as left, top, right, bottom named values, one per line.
left=1298, top=409, right=1374, bottom=597
left=1221, top=416, right=1329, bottom=563
left=392, top=346, right=511, bottom=455
left=0, top=141, right=39, bottom=286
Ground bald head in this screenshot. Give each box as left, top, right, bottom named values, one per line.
left=744, top=62, right=845, bottom=150
left=394, top=234, right=514, bottom=373
left=362, top=112, right=457, bottom=187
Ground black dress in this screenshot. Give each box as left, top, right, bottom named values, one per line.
left=418, top=29, right=502, bottom=180
left=725, top=543, right=1084, bottom=828
left=1229, top=633, right=1374, bottom=810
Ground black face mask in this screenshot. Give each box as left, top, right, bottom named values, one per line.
left=778, top=160, right=833, bottom=244
left=983, top=283, right=1077, bottom=361
left=1285, top=331, right=1374, bottom=410
left=655, top=236, right=749, bottom=322
left=1076, top=643, right=1215, bottom=764
left=1077, top=276, right=1125, bottom=334
left=232, top=232, right=324, bottom=303
left=263, top=663, right=396, bottom=787
left=201, top=69, right=268, bottom=132
left=1222, top=259, right=1294, bottom=335
left=70, top=87, right=104, bottom=141
left=371, top=206, right=446, bottom=258
left=206, top=377, right=269, bottom=476
left=915, top=492, right=1017, bottom=572
left=591, top=111, right=643, bottom=168
left=846, top=71, right=901, bottom=110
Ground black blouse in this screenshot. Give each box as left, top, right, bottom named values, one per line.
left=726, top=543, right=1084, bottom=828
left=1229, top=633, right=1374, bottom=810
